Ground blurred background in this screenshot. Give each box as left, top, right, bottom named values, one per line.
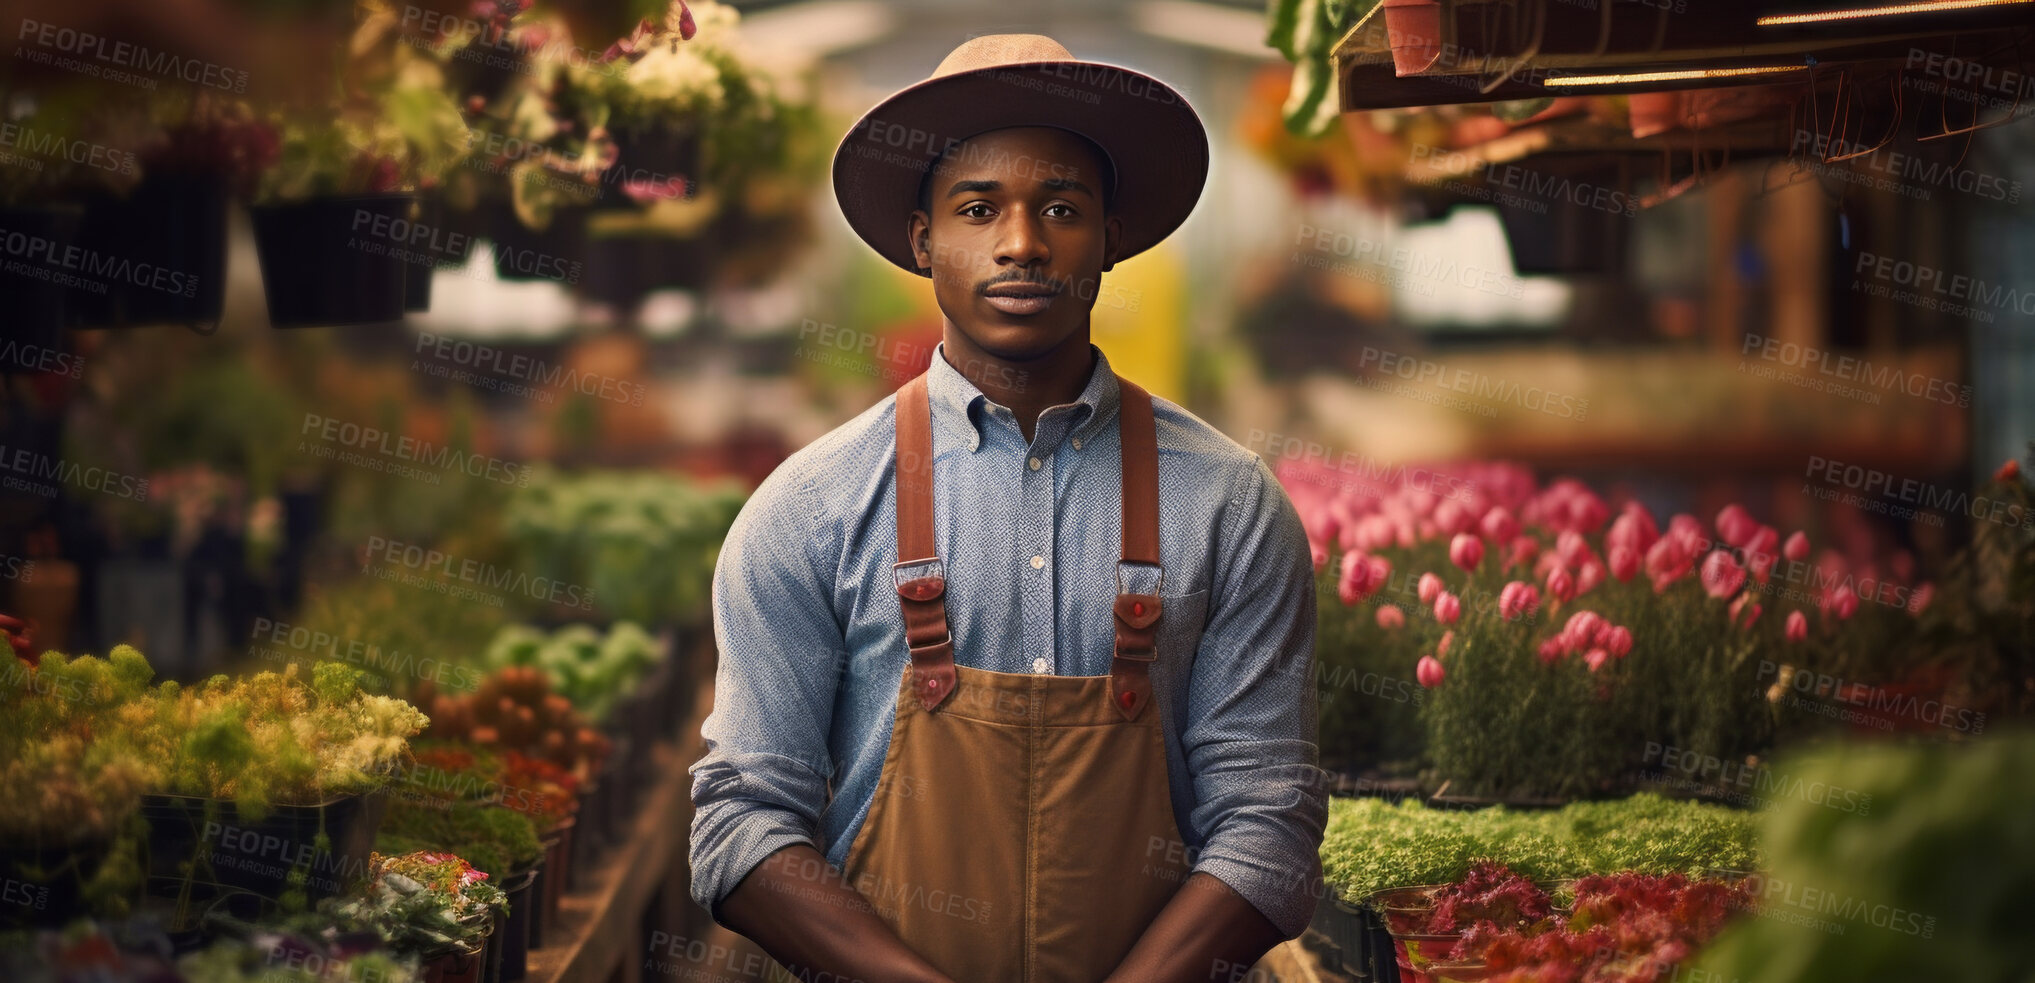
left=3, top=1, right=2034, bottom=981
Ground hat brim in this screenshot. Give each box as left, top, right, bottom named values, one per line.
left=832, top=60, right=1210, bottom=276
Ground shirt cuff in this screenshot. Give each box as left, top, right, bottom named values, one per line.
left=690, top=817, right=820, bottom=927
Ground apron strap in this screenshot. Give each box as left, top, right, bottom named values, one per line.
left=891, top=368, right=1164, bottom=719
left=1111, top=378, right=1161, bottom=721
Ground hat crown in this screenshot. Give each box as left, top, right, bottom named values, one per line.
left=931, top=34, right=1075, bottom=79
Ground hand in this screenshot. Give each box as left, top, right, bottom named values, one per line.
left=718, top=844, right=958, bottom=983
left=1102, top=873, right=1287, bottom=983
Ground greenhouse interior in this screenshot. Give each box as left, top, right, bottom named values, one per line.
left=2, top=0, right=2033, bottom=980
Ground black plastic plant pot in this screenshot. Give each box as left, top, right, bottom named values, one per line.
left=402, top=193, right=480, bottom=312
left=0, top=836, right=112, bottom=930
left=496, top=865, right=539, bottom=981
left=489, top=205, right=588, bottom=284
left=140, top=790, right=388, bottom=907
left=424, top=938, right=487, bottom=983
left=250, top=193, right=415, bottom=327
left=1493, top=163, right=1631, bottom=276
left=68, top=174, right=230, bottom=329
left=0, top=204, right=84, bottom=364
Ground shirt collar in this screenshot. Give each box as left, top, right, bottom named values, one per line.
left=924, top=341, right=1120, bottom=451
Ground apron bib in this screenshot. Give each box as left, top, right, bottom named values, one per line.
left=775, top=370, right=1191, bottom=982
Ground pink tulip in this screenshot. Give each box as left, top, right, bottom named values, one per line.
left=1907, top=582, right=1934, bottom=616
left=1418, top=572, right=1444, bottom=604
left=1890, top=549, right=1915, bottom=583
left=1609, top=546, right=1641, bottom=583
left=1565, top=610, right=1606, bottom=649
left=1481, top=507, right=1520, bottom=544
left=1730, top=594, right=1762, bottom=630
left=1576, top=559, right=1606, bottom=596
left=1499, top=581, right=1541, bottom=620
left=1338, top=551, right=1379, bottom=605
left=1449, top=533, right=1485, bottom=573
left=1434, top=591, right=1462, bottom=626
left=1745, top=525, right=1779, bottom=560
left=1556, top=530, right=1596, bottom=569
left=1417, top=655, right=1445, bottom=688
left=1645, top=536, right=1694, bottom=591
left=1608, top=504, right=1660, bottom=556
left=1584, top=648, right=1609, bottom=673
left=1831, top=589, right=1859, bottom=621
left=1309, top=541, right=1328, bottom=573
left=1506, top=536, right=1540, bottom=572
left=1434, top=499, right=1474, bottom=537
left=1667, top=513, right=1707, bottom=548
left=1700, top=551, right=1746, bottom=600
left=1783, top=531, right=1810, bottom=563
left=1536, top=637, right=1565, bottom=664
left=1784, top=610, right=1808, bottom=643
left=1715, top=504, right=1758, bottom=548
left=1437, top=630, right=1455, bottom=660
left=1604, top=625, right=1632, bottom=658
left=1566, top=491, right=1610, bottom=534
left=1545, top=566, right=1576, bottom=603
left=1376, top=605, right=1406, bottom=630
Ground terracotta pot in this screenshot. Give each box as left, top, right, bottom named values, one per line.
left=1384, top=0, right=1444, bottom=77
left=1629, top=91, right=1685, bottom=139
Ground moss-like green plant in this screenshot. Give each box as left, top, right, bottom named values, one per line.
left=376, top=796, right=541, bottom=880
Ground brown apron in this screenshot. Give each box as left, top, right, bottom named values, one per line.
left=777, top=370, right=1192, bottom=982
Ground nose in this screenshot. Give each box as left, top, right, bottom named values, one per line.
left=995, top=211, right=1050, bottom=270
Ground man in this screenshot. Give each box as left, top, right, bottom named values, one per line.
left=689, top=34, right=1326, bottom=983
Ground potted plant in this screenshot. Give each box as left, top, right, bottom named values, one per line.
left=251, top=0, right=471, bottom=326
left=322, top=851, right=507, bottom=973
left=0, top=93, right=93, bottom=359
left=375, top=796, right=542, bottom=980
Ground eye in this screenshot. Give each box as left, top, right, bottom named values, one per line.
left=960, top=202, right=995, bottom=219
left=1044, top=202, right=1077, bottom=219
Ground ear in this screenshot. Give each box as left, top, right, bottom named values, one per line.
left=1100, top=213, right=1124, bottom=273
left=908, top=210, right=933, bottom=272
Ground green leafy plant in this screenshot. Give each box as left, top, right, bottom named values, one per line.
left=481, top=620, right=662, bottom=722
left=323, top=851, right=507, bottom=959
left=1319, top=793, right=1762, bottom=905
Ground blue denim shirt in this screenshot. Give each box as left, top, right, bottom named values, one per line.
left=688, top=343, right=1327, bottom=937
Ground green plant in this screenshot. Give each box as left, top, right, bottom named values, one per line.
left=481, top=620, right=662, bottom=722
left=1264, top=0, right=1372, bottom=138
left=376, top=796, right=541, bottom=880
left=323, top=851, right=507, bottom=958
left=1319, top=793, right=1762, bottom=905
left=1689, top=731, right=2035, bottom=983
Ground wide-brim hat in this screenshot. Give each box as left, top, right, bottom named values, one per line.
left=832, top=34, right=1210, bottom=277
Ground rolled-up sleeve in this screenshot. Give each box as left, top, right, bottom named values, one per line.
left=688, top=469, right=844, bottom=923
left=1181, top=455, right=1328, bottom=939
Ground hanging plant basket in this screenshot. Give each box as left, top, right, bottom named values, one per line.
left=490, top=204, right=589, bottom=283
left=595, top=123, right=701, bottom=211
left=68, top=174, right=230, bottom=330
left=0, top=204, right=84, bottom=363
left=250, top=193, right=415, bottom=327
left=404, top=192, right=480, bottom=312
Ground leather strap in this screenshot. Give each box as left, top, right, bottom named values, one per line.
left=892, top=369, right=1163, bottom=720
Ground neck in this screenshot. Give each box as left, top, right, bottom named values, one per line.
left=940, top=324, right=1095, bottom=444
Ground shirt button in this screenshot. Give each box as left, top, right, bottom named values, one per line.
left=1028, top=456, right=1042, bottom=471
left=1032, top=657, right=1049, bottom=674
left=1071, top=438, right=1082, bottom=450
left=1030, top=555, right=1045, bottom=569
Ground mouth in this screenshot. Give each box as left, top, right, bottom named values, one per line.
left=981, top=281, right=1061, bottom=316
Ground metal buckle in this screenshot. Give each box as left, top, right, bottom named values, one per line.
left=1115, top=560, right=1163, bottom=596
left=893, top=557, right=946, bottom=594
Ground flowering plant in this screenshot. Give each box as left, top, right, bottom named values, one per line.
left=322, top=850, right=507, bottom=958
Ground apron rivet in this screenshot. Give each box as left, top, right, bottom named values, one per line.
left=1133, top=601, right=1145, bottom=616
left=925, top=677, right=941, bottom=691
left=1119, top=690, right=1136, bottom=710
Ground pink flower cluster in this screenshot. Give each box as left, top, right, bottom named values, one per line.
left=1536, top=610, right=1634, bottom=671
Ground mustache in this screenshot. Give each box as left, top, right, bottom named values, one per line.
left=976, top=271, right=1067, bottom=295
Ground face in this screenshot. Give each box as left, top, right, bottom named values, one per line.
left=908, top=126, right=1122, bottom=362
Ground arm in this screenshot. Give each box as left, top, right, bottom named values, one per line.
left=687, top=470, right=951, bottom=982
left=719, top=844, right=956, bottom=983
left=1107, top=456, right=1329, bottom=983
